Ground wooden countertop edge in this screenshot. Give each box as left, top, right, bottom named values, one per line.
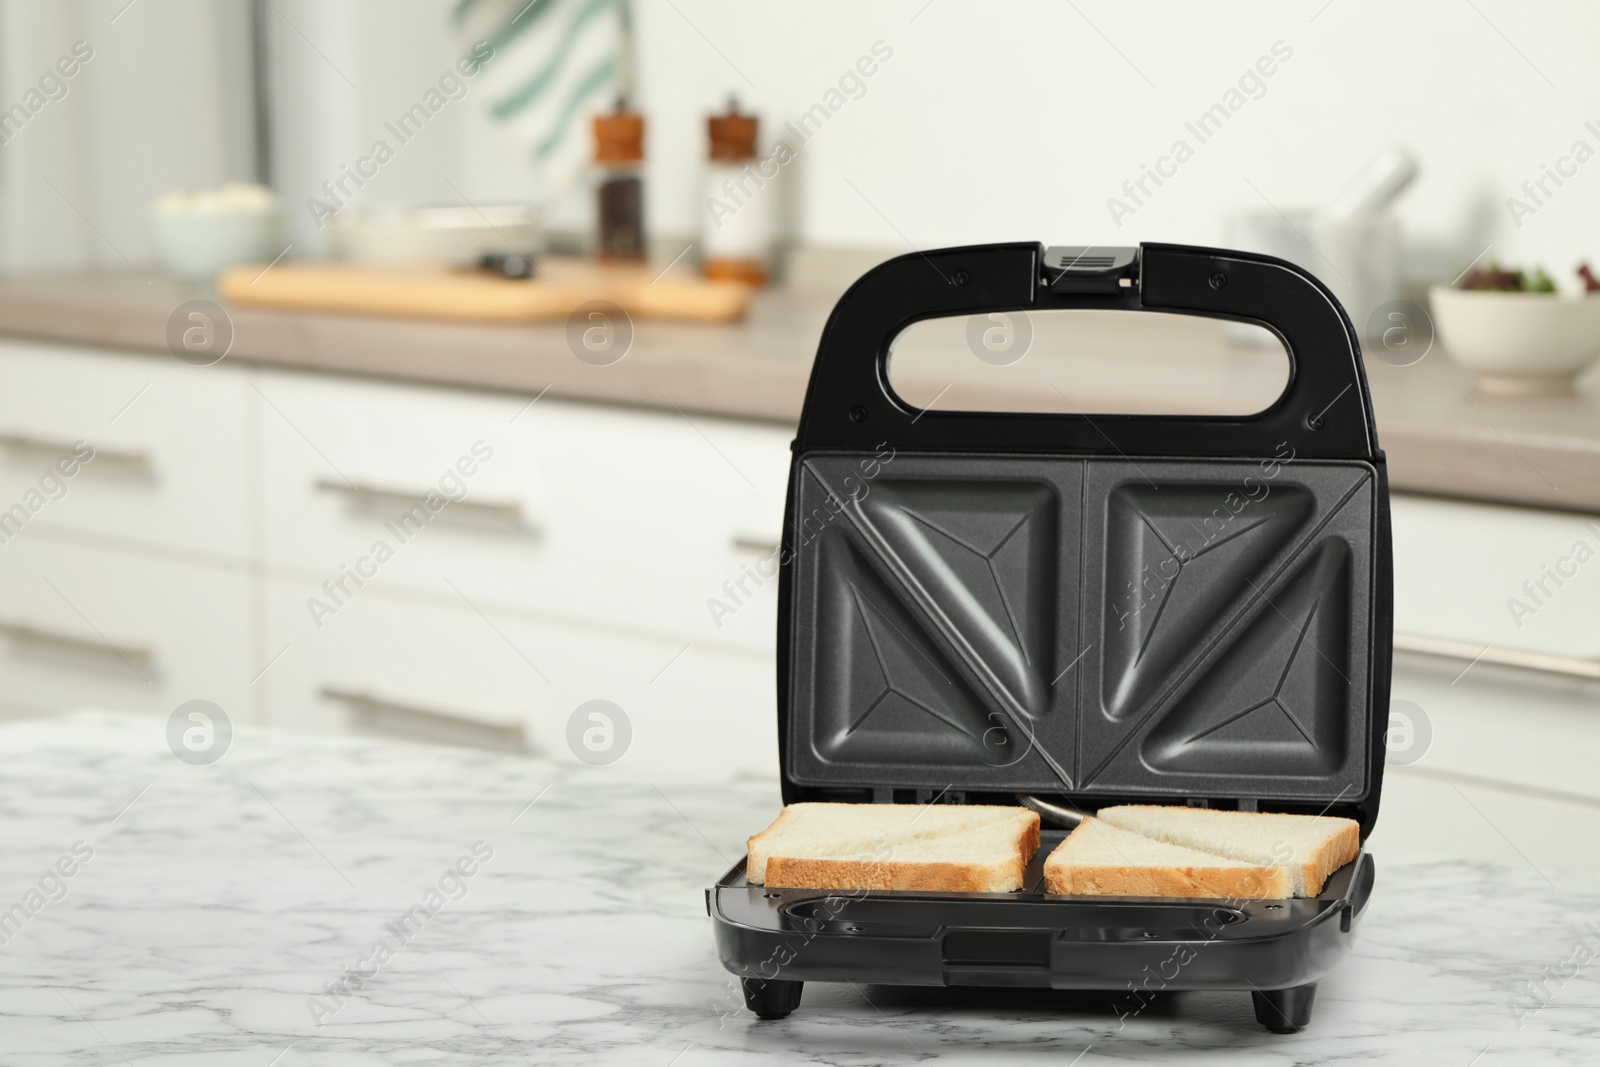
left=0, top=277, right=1595, bottom=514
left=0, top=282, right=816, bottom=424
left=1380, top=424, right=1599, bottom=513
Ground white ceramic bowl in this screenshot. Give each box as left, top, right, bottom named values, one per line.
left=151, top=189, right=283, bottom=280
left=1429, top=285, right=1600, bottom=394
left=329, top=204, right=538, bottom=263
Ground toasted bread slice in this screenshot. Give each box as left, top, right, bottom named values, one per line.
left=1095, top=805, right=1360, bottom=896
left=1044, top=817, right=1293, bottom=898
left=747, top=802, right=1041, bottom=893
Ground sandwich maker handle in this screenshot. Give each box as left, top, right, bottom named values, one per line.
left=794, top=241, right=1379, bottom=462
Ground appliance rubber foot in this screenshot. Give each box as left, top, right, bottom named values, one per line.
left=1252, top=983, right=1317, bottom=1033
left=742, top=977, right=803, bottom=1019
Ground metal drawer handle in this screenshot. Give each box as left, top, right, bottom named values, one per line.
left=314, top=479, right=533, bottom=535
left=0, top=619, right=155, bottom=676
left=1394, top=632, right=1599, bottom=681
left=321, top=686, right=527, bottom=751
left=0, top=432, right=149, bottom=474
left=731, top=535, right=780, bottom=556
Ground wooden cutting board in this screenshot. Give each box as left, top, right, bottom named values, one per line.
left=217, top=257, right=753, bottom=324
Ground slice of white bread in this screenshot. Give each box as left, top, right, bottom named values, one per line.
left=1043, top=817, right=1294, bottom=898
left=747, top=802, right=1041, bottom=893
left=1095, top=805, right=1360, bottom=897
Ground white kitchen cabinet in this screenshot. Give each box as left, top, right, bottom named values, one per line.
left=0, top=337, right=791, bottom=755
left=512, top=393, right=789, bottom=652
left=1371, top=653, right=1600, bottom=873
left=260, top=574, right=778, bottom=779
left=0, top=336, right=1592, bottom=807
left=1388, top=654, right=1600, bottom=802
left=0, top=339, right=252, bottom=558
left=254, top=368, right=789, bottom=652
left=1391, top=493, right=1600, bottom=658
left=1378, top=496, right=1600, bottom=870
left=0, top=536, right=250, bottom=722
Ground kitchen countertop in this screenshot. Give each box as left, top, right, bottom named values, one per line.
left=3, top=711, right=1596, bottom=1064
left=0, top=269, right=1596, bottom=513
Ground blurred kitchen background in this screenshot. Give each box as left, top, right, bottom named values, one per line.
left=2, top=0, right=1600, bottom=273
left=0, top=0, right=1595, bottom=872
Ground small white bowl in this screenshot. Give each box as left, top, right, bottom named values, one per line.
left=1429, top=285, right=1600, bottom=395
left=329, top=204, right=538, bottom=263
left=151, top=184, right=283, bottom=280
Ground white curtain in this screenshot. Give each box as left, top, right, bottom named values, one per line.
left=0, top=0, right=256, bottom=273
left=262, top=0, right=543, bottom=258
left=0, top=0, right=550, bottom=270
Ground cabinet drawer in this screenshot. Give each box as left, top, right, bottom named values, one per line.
left=0, top=537, right=251, bottom=722
left=515, top=395, right=789, bottom=650
left=257, top=370, right=789, bottom=650
left=1392, top=494, right=1600, bottom=657
left=0, top=340, right=251, bottom=557
left=1391, top=657, right=1600, bottom=802
left=261, top=576, right=778, bottom=780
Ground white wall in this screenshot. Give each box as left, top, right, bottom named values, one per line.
left=250, top=0, right=1600, bottom=278
left=628, top=0, right=1600, bottom=279
left=6, top=0, right=1600, bottom=279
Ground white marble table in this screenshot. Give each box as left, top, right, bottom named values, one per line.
left=1, top=711, right=1596, bottom=1065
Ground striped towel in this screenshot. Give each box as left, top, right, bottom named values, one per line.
left=455, top=0, right=629, bottom=198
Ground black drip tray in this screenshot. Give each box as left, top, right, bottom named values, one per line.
left=786, top=896, right=1247, bottom=943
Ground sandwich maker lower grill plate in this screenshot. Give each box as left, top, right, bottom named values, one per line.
left=707, top=242, right=1393, bottom=1033
left=711, top=840, right=1375, bottom=1033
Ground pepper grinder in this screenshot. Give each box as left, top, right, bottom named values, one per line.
left=593, top=103, right=645, bottom=263
left=701, top=100, right=770, bottom=285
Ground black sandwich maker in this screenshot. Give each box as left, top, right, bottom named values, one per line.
left=707, top=242, right=1390, bottom=1033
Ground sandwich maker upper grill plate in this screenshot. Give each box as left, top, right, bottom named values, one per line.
left=707, top=242, right=1392, bottom=1033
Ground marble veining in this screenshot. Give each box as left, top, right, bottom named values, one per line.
left=0, top=711, right=1596, bottom=1065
